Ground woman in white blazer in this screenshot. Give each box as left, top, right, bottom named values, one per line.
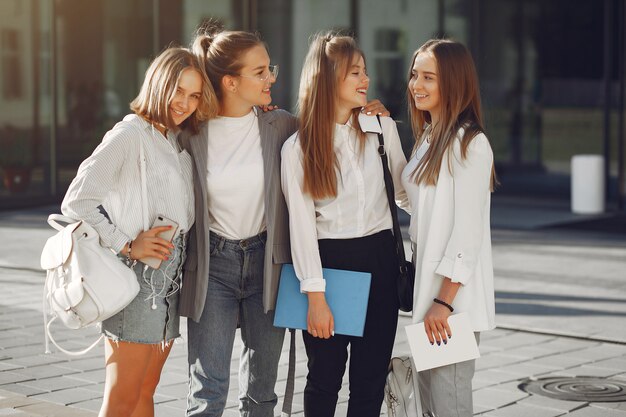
left=400, top=39, right=496, bottom=417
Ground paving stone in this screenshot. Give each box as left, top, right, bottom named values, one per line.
left=490, top=362, right=558, bottom=378
left=531, top=354, right=593, bottom=369
left=473, top=387, right=530, bottom=409
left=3, top=355, right=67, bottom=368
left=474, top=369, right=523, bottom=385
left=540, top=339, right=599, bottom=353
left=0, top=340, right=39, bottom=351
left=590, top=402, right=626, bottom=413
left=482, top=329, right=518, bottom=341
left=155, top=402, right=183, bottom=417
left=153, top=393, right=177, bottom=405
left=0, top=331, right=32, bottom=341
left=517, top=395, right=587, bottom=412
left=63, top=369, right=104, bottom=384
left=15, top=402, right=96, bottom=416
left=566, top=406, right=626, bottom=416
left=0, top=365, right=22, bottom=373
left=481, top=333, right=556, bottom=351
left=482, top=402, right=566, bottom=417
left=589, top=356, right=626, bottom=370
left=473, top=378, right=497, bottom=390
left=74, top=382, right=104, bottom=395
left=566, top=344, right=626, bottom=361
left=0, top=374, right=33, bottom=386
left=497, top=345, right=555, bottom=360
left=488, top=380, right=531, bottom=392
left=19, top=376, right=94, bottom=392
left=0, top=345, right=45, bottom=360
left=13, top=365, right=78, bottom=380
left=31, top=388, right=101, bottom=406
left=559, top=365, right=624, bottom=378
left=52, top=358, right=102, bottom=373
left=0, top=385, right=45, bottom=397
left=72, top=399, right=102, bottom=413
left=0, top=409, right=27, bottom=415
left=0, top=397, right=39, bottom=409
left=157, top=370, right=188, bottom=386
left=476, top=353, right=524, bottom=371
left=473, top=403, right=494, bottom=414
left=155, top=382, right=189, bottom=398
left=157, top=398, right=186, bottom=410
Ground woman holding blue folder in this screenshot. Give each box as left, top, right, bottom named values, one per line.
left=401, top=39, right=496, bottom=417
left=281, top=32, right=409, bottom=417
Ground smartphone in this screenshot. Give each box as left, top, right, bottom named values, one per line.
left=357, top=112, right=383, bottom=133
left=139, top=215, right=179, bottom=270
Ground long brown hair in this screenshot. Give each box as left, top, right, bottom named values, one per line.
left=407, top=39, right=496, bottom=189
left=130, top=47, right=217, bottom=134
left=297, top=32, right=366, bottom=199
left=191, top=24, right=265, bottom=102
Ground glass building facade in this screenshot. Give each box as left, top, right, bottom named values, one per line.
left=1, top=0, right=625, bottom=210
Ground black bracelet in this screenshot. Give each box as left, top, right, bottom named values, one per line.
left=433, top=298, right=454, bottom=312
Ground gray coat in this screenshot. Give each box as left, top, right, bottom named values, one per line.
left=178, top=109, right=298, bottom=322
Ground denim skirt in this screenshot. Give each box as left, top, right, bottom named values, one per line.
left=101, top=234, right=187, bottom=345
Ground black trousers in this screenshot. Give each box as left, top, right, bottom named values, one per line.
left=303, top=229, right=400, bottom=417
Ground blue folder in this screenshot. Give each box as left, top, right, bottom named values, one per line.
left=273, top=264, right=372, bottom=337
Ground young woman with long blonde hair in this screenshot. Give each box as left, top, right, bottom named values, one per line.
left=62, top=47, right=217, bottom=417
left=281, top=32, right=408, bottom=417
left=401, top=38, right=496, bottom=417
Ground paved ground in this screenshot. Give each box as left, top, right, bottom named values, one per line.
left=0, top=197, right=625, bottom=416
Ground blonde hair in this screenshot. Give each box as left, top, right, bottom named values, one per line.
left=191, top=24, right=265, bottom=102
left=297, top=32, right=366, bottom=199
left=130, top=47, right=217, bottom=134
left=407, top=39, right=496, bottom=190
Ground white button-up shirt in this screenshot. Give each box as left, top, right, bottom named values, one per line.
left=281, top=116, right=408, bottom=293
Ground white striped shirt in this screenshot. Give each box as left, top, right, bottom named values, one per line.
left=62, top=114, right=195, bottom=253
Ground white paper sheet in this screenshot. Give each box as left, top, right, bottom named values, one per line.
left=405, top=312, right=480, bottom=372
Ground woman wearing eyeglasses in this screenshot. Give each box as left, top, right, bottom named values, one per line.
left=181, top=25, right=388, bottom=417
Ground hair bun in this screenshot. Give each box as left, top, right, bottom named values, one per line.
left=197, top=20, right=224, bottom=39
left=192, top=20, right=225, bottom=56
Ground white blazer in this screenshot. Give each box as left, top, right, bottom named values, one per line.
left=401, top=129, right=495, bottom=332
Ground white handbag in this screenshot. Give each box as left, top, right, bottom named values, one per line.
left=385, top=356, right=423, bottom=417
left=40, top=136, right=149, bottom=356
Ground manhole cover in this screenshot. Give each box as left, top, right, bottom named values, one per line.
left=519, top=376, right=626, bottom=402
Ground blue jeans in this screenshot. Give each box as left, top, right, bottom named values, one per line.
left=186, top=231, right=285, bottom=417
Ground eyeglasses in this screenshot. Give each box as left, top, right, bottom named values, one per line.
left=238, top=65, right=279, bottom=82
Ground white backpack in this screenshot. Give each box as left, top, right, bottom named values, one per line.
left=385, top=356, right=423, bottom=417
left=40, top=133, right=149, bottom=356
left=40, top=214, right=140, bottom=355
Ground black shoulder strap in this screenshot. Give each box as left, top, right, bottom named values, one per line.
left=375, top=116, right=408, bottom=273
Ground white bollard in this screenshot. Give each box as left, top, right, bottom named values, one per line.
left=571, top=155, right=605, bottom=214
